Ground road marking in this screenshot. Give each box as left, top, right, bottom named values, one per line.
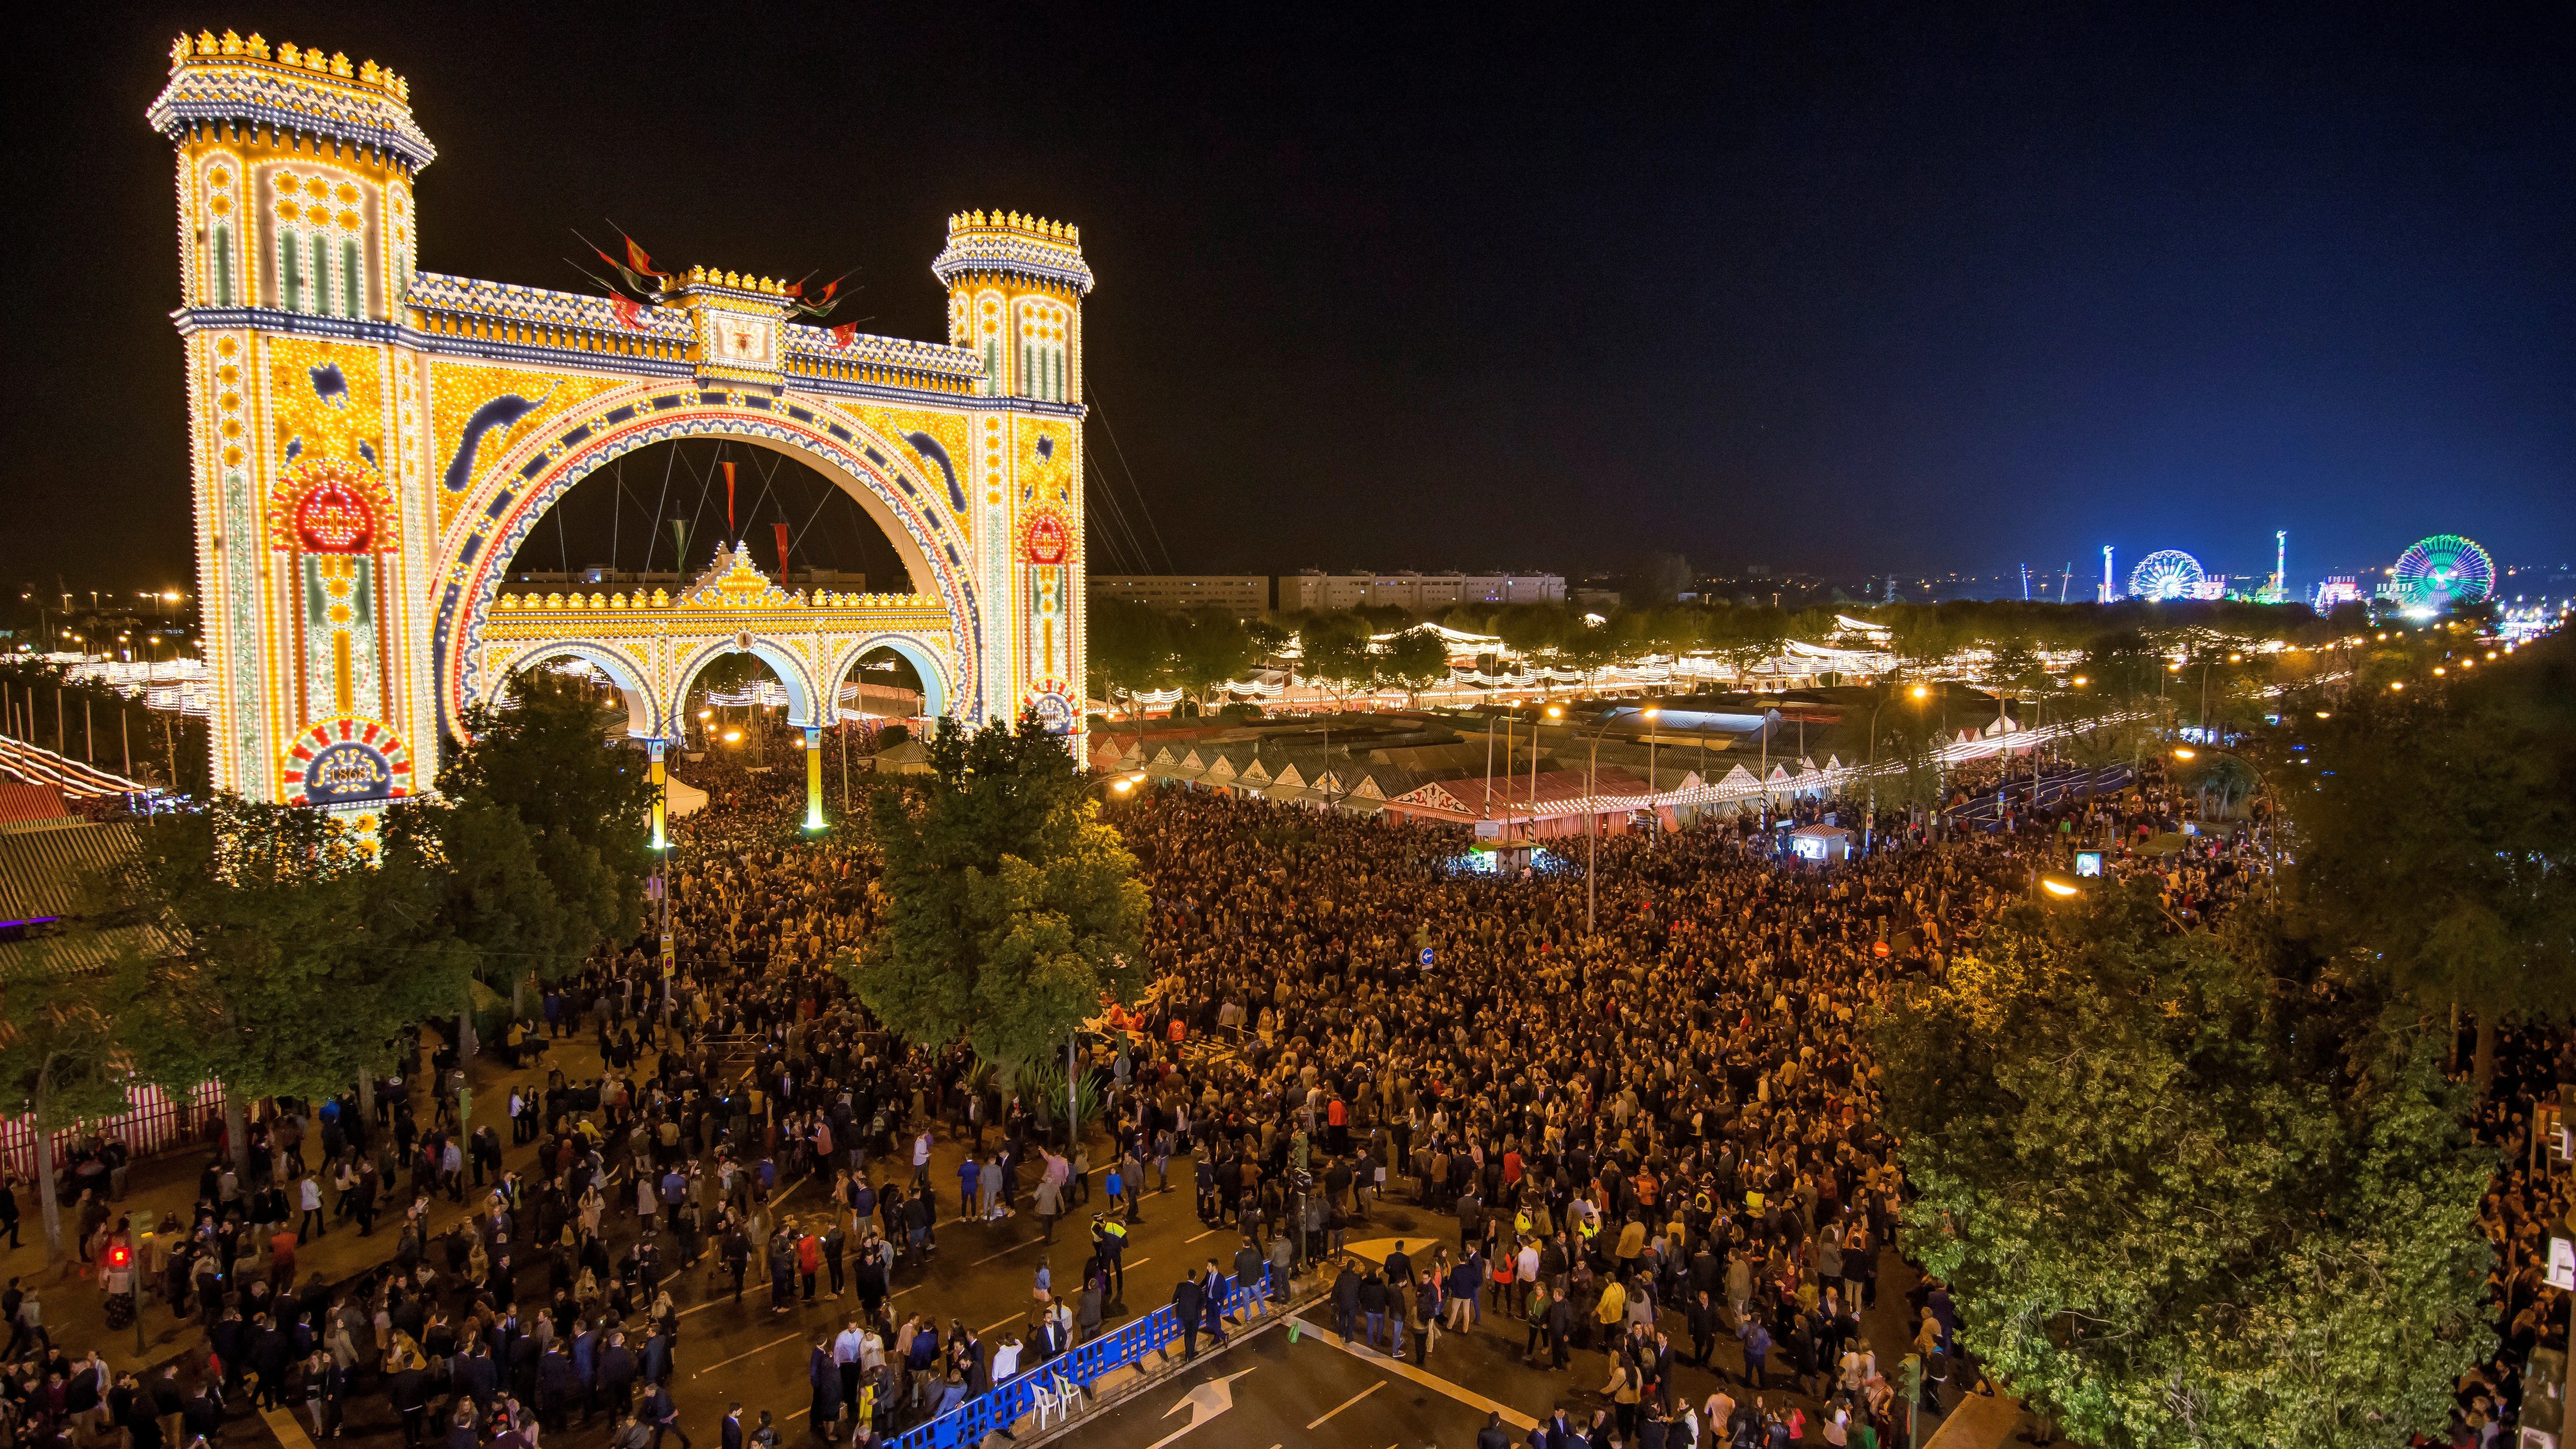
left=1187, top=1228, right=1221, bottom=1243
left=969, top=1237, right=1045, bottom=1267
left=980, top=1311, right=1026, bottom=1335
left=1305, top=1380, right=1383, bottom=1428
left=261, top=1408, right=317, bottom=1449
left=691, top=1331, right=802, bottom=1378
left=1297, top=1318, right=1539, bottom=1431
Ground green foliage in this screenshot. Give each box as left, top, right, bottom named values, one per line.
left=107, top=797, right=444, bottom=1133
left=1168, top=611, right=1261, bottom=705
left=1879, top=890, right=2494, bottom=1449
left=845, top=713, right=1148, bottom=1067
left=1376, top=627, right=1452, bottom=702
left=433, top=668, right=657, bottom=988
left=1296, top=615, right=1377, bottom=700
left=1086, top=598, right=1173, bottom=711
left=2282, top=634, right=2576, bottom=1054
left=0, top=941, right=142, bottom=1260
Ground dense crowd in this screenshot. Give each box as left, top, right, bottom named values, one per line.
left=0, top=716, right=2319, bottom=1449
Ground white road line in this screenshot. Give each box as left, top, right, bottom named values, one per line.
left=979, top=1312, right=1024, bottom=1334
left=1186, top=1228, right=1221, bottom=1243
left=1296, top=1318, right=1540, bottom=1431
left=260, top=1408, right=317, bottom=1449
left=691, top=1331, right=802, bottom=1378
left=968, top=1237, right=1045, bottom=1267
left=1305, top=1380, right=1383, bottom=1429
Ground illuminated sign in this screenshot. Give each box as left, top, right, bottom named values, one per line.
left=304, top=740, right=393, bottom=803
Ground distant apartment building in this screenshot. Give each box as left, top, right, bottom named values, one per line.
left=1277, top=569, right=1564, bottom=613
left=1089, top=575, right=1273, bottom=618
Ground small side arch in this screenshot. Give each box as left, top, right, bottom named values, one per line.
left=671, top=635, right=825, bottom=732
left=826, top=633, right=955, bottom=723
left=482, top=639, right=662, bottom=739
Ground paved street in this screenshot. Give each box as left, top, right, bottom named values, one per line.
left=1046, top=1325, right=1506, bottom=1449
left=3, top=1029, right=1979, bottom=1449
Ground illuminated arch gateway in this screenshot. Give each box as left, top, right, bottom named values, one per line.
left=151, top=30, right=1091, bottom=818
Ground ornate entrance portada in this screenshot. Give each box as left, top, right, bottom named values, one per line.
left=150, top=29, right=1093, bottom=816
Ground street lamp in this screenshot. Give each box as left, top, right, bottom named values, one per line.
left=1641, top=706, right=1660, bottom=841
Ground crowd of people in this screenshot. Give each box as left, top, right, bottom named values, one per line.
left=0, top=709, right=2420, bottom=1449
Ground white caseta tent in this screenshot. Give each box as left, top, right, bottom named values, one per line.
left=665, top=775, right=710, bottom=820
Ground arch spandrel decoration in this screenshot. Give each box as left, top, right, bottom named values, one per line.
left=153, top=32, right=1094, bottom=804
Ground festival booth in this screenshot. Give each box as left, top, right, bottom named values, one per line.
left=1789, top=824, right=1854, bottom=864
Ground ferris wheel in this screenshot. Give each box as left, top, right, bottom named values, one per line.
left=2127, top=549, right=2205, bottom=601
left=2392, top=534, right=2494, bottom=611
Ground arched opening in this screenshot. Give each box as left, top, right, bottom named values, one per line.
left=834, top=644, right=943, bottom=725
left=506, top=647, right=657, bottom=739
left=676, top=649, right=801, bottom=766
left=497, top=437, right=917, bottom=598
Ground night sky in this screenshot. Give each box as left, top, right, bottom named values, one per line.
left=7, top=3, right=2574, bottom=597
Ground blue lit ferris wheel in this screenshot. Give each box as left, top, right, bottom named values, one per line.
left=2127, top=549, right=2205, bottom=601
left=2391, top=535, right=2494, bottom=611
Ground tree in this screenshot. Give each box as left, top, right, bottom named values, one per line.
left=438, top=668, right=657, bottom=1018
left=1376, top=627, right=1451, bottom=705
left=1086, top=598, right=1172, bottom=715
left=106, top=797, right=437, bottom=1182
left=1296, top=615, right=1377, bottom=705
left=1877, top=889, right=2494, bottom=1449
left=2285, top=635, right=2576, bottom=1095
left=844, top=713, right=1149, bottom=1073
left=1709, top=611, right=1787, bottom=690
left=0, top=946, right=140, bottom=1264
left=1169, top=611, right=1259, bottom=708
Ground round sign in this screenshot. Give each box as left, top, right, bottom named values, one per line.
left=282, top=717, right=413, bottom=805
left=1418, top=947, right=1435, bottom=966
left=305, top=740, right=393, bottom=804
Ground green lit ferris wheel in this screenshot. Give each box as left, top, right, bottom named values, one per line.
left=2391, top=534, right=2495, bottom=611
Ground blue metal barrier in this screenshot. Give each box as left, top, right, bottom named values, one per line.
left=887, top=1276, right=1276, bottom=1448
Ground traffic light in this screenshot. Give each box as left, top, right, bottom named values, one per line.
left=104, top=1242, right=132, bottom=1274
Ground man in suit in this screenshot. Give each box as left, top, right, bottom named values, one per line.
left=1164, top=1270, right=1205, bottom=1362
left=720, top=1403, right=743, bottom=1449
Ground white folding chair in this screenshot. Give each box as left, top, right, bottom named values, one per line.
left=1027, top=1381, right=1063, bottom=1429
left=1054, top=1371, right=1085, bottom=1413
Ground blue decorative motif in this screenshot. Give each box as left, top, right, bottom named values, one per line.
left=444, top=394, right=542, bottom=493
left=902, top=432, right=969, bottom=512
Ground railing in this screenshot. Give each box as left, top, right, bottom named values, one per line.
left=0, top=1081, right=223, bottom=1180
left=889, top=1274, right=1276, bottom=1449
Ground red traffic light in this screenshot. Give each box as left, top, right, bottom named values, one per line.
left=105, top=1244, right=131, bottom=1270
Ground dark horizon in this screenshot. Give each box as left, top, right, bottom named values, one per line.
left=6, top=4, right=2573, bottom=597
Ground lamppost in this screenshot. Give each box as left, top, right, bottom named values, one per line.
left=1548, top=705, right=1622, bottom=938
left=1864, top=683, right=1932, bottom=855
left=1641, top=706, right=1660, bottom=842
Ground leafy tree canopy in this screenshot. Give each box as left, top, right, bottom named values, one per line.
left=434, top=668, right=657, bottom=987
left=1877, top=889, right=2493, bottom=1449
left=844, top=713, right=1148, bottom=1067
left=2281, top=632, right=2576, bottom=1089
left=104, top=796, right=457, bottom=1175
